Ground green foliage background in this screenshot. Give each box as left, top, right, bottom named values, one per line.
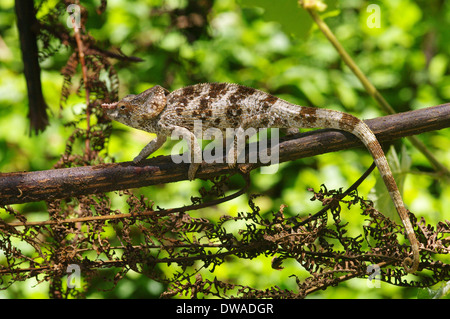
left=0, top=0, right=449, bottom=298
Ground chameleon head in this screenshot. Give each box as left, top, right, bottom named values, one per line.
left=101, top=94, right=138, bottom=127
left=101, top=85, right=168, bottom=129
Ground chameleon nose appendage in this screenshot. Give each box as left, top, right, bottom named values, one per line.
left=101, top=102, right=118, bottom=110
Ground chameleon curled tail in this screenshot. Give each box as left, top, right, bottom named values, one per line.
left=278, top=105, right=420, bottom=273
left=348, top=116, right=420, bottom=273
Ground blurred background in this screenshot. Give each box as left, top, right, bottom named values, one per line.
left=0, top=0, right=449, bottom=298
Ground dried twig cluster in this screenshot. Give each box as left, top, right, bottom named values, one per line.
left=2, top=182, right=450, bottom=298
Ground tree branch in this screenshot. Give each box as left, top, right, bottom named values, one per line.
left=15, top=0, right=49, bottom=135
left=0, top=103, right=449, bottom=206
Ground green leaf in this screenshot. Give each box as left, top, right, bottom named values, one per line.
left=418, top=281, right=450, bottom=299
left=369, top=145, right=411, bottom=223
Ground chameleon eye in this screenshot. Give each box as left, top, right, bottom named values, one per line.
left=119, top=104, right=126, bottom=110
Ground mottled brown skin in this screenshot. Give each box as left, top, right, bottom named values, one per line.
left=102, top=82, right=419, bottom=273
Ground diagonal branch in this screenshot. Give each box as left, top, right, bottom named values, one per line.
left=0, top=103, right=449, bottom=206
left=304, top=6, right=450, bottom=177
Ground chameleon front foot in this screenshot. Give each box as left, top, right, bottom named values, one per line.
left=188, top=163, right=201, bottom=181
left=132, top=155, right=145, bottom=164
left=228, top=162, right=237, bottom=170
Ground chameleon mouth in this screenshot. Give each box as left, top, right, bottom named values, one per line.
left=101, top=102, right=118, bottom=109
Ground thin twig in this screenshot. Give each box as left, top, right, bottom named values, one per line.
left=304, top=5, right=449, bottom=178
left=71, top=8, right=91, bottom=159
left=297, top=161, right=377, bottom=227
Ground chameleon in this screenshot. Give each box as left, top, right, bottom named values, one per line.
left=101, top=82, right=420, bottom=273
